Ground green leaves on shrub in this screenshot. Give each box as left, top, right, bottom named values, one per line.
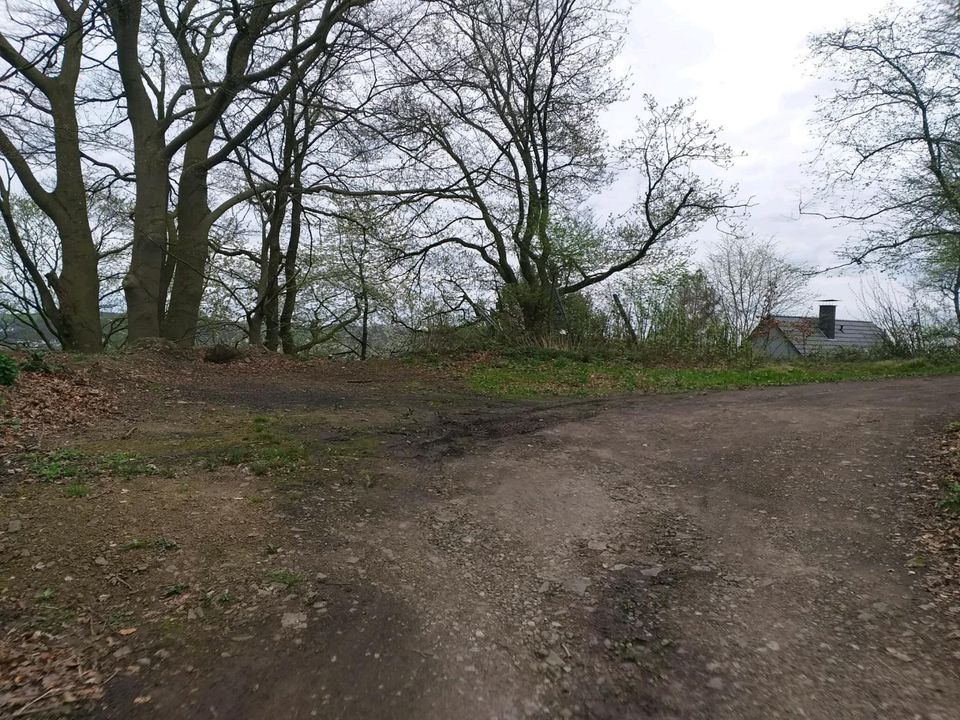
left=0, top=353, right=19, bottom=386
left=21, top=351, right=52, bottom=373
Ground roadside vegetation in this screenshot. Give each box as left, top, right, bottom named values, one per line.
left=465, top=351, right=960, bottom=398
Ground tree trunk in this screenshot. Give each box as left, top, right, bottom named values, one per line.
left=54, top=225, right=102, bottom=352
left=0, top=180, right=100, bottom=352
left=248, top=314, right=263, bottom=348
left=248, top=209, right=284, bottom=349
left=123, top=152, right=169, bottom=341
left=108, top=0, right=171, bottom=342
left=248, top=232, right=270, bottom=348
left=163, top=128, right=215, bottom=346
left=952, top=270, right=960, bottom=334
left=514, top=284, right=554, bottom=337
left=0, top=85, right=102, bottom=351
left=264, top=269, right=281, bottom=352
left=613, top=293, right=638, bottom=343
left=279, top=196, right=303, bottom=354
left=48, top=93, right=102, bottom=352
left=261, top=189, right=287, bottom=352
left=359, top=293, right=369, bottom=359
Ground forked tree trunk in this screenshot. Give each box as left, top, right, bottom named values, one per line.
left=0, top=26, right=102, bottom=352
left=109, top=0, right=171, bottom=342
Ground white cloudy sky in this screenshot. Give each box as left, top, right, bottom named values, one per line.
left=602, top=0, right=911, bottom=317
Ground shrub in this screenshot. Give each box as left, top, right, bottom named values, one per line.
left=204, top=344, right=243, bottom=364
left=0, top=353, right=19, bottom=386
left=20, top=350, right=53, bottom=373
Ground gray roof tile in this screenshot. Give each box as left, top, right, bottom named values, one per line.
left=756, top=316, right=883, bottom=355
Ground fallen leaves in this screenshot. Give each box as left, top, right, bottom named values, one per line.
left=0, top=630, right=104, bottom=717
left=0, top=370, right=120, bottom=447
left=911, top=427, right=960, bottom=607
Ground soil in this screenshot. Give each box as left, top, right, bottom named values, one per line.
left=2, top=354, right=960, bottom=719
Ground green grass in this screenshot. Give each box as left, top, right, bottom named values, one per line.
left=265, top=569, right=302, bottom=588
left=162, top=582, right=189, bottom=598
left=155, top=537, right=179, bottom=551
left=29, top=449, right=85, bottom=481
left=939, top=482, right=960, bottom=513
left=28, top=449, right=159, bottom=483
left=467, top=354, right=960, bottom=398
left=99, top=452, right=159, bottom=478
left=64, top=482, right=90, bottom=498
left=201, top=416, right=307, bottom=475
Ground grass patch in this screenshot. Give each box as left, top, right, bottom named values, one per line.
left=28, top=449, right=159, bottom=482
left=29, top=449, right=85, bottom=482
left=265, top=569, right=302, bottom=588
left=939, top=482, right=960, bottom=513
left=210, top=443, right=306, bottom=473
left=213, top=590, right=235, bottom=606
left=201, top=416, right=307, bottom=476
left=162, top=582, right=189, bottom=598
left=28, top=604, right=76, bottom=632
left=100, top=452, right=159, bottom=478
left=155, top=537, right=179, bottom=551
left=467, top=353, right=960, bottom=398
left=64, top=482, right=90, bottom=498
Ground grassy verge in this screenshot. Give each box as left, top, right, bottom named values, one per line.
left=467, top=353, right=960, bottom=398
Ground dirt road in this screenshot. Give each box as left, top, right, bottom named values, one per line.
left=107, top=375, right=960, bottom=720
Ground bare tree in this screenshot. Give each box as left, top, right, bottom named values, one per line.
left=856, top=278, right=943, bottom=355
left=375, top=0, right=740, bottom=336
left=910, top=235, right=960, bottom=333
left=104, top=0, right=371, bottom=345
left=705, top=233, right=809, bottom=343
left=0, top=0, right=104, bottom=351
left=808, top=9, right=960, bottom=267
left=0, top=0, right=373, bottom=350
left=0, top=186, right=130, bottom=349
left=223, top=27, right=376, bottom=352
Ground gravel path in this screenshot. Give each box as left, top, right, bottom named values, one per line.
left=112, top=376, right=960, bottom=720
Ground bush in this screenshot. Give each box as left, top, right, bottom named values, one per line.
left=0, top=353, right=19, bottom=386
left=204, top=343, right=243, bottom=364
left=20, top=350, right=53, bottom=373
left=560, top=292, right=610, bottom=344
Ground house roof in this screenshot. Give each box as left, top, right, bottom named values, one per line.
left=754, top=315, right=884, bottom=355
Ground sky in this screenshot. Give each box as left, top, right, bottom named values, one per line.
left=603, top=0, right=910, bottom=318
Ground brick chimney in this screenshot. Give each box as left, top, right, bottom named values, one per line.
left=818, top=303, right=837, bottom=339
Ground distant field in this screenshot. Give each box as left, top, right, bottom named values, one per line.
left=466, top=354, right=960, bottom=397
